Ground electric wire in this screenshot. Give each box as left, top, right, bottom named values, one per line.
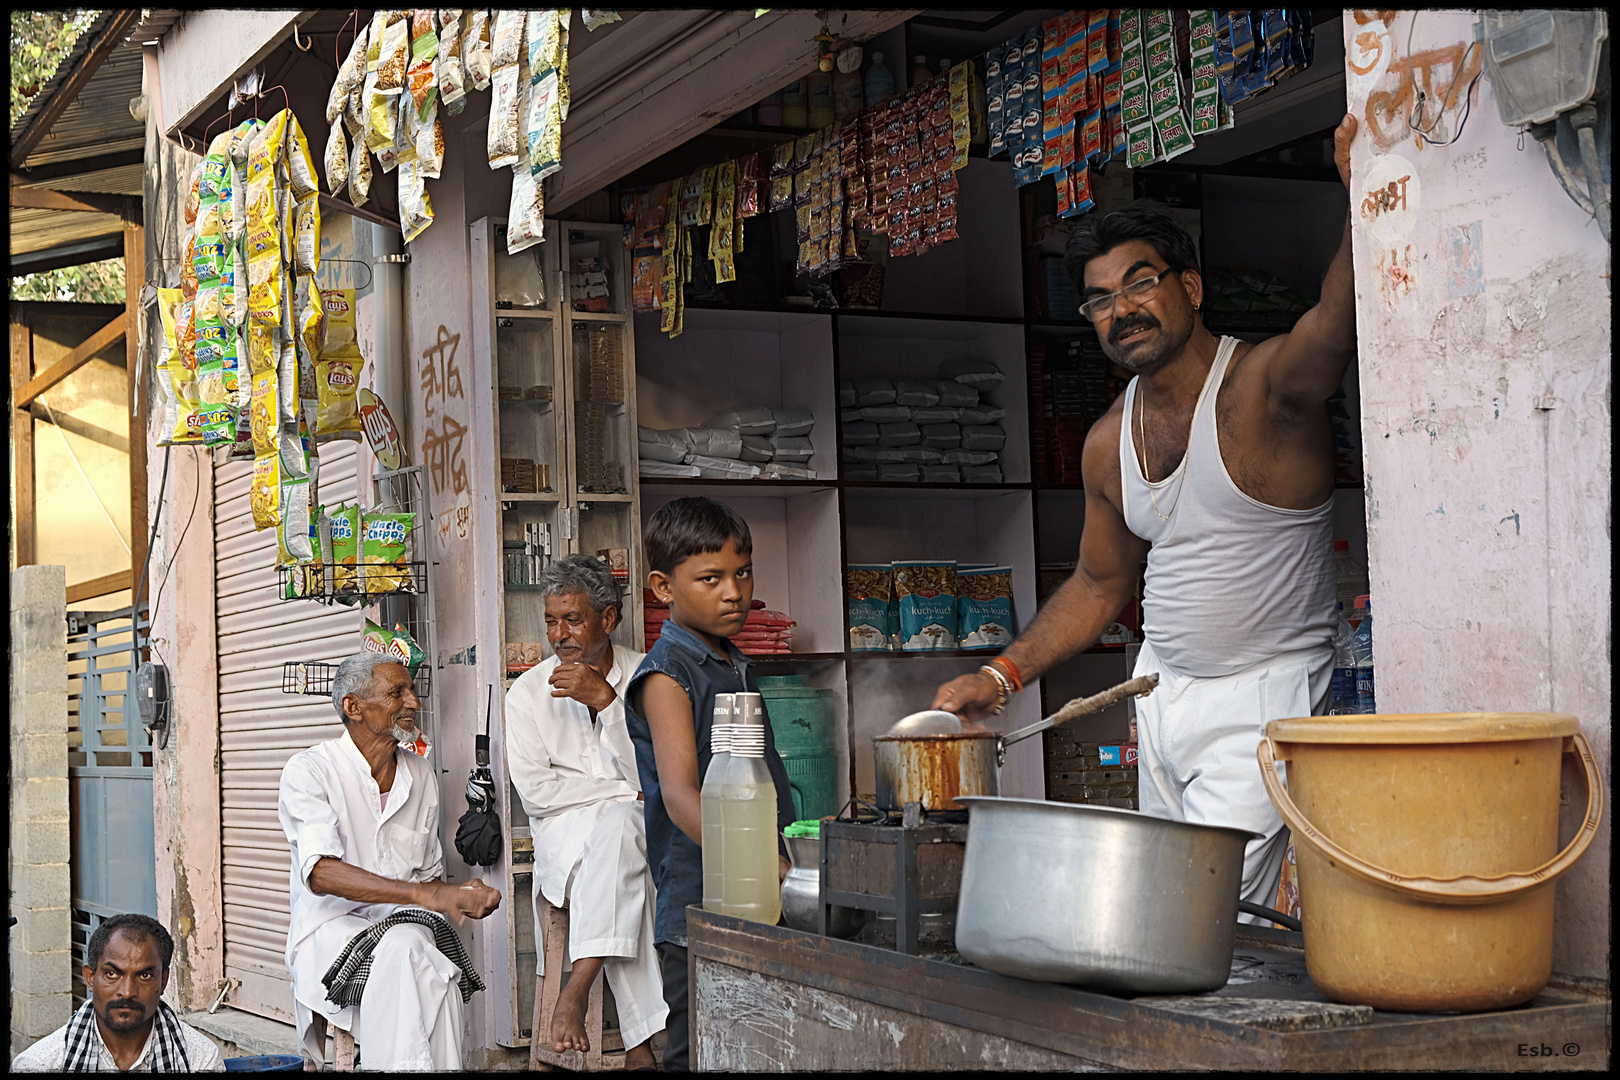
left=1405, top=13, right=1484, bottom=148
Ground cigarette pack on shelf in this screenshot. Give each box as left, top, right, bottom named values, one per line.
left=578, top=324, right=626, bottom=403
left=569, top=257, right=612, bottom=312
left=501, top=457, right=546, bottom=493
left=596, top=547, right=630, bottom=583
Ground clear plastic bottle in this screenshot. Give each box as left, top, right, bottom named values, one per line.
left=1329, top=602, right=1357, bottom=715
left=911, top=54, right=932, bottom=88
left=938, top=58, right=953, bottom=77
left=781, top=79, right=809, bottom=129
left=1351, top=596, right=1376, bottom=714
left=805, top=68, right=835, bottom=129
left=699, top=693, right=736, bottom=913
left=718, top=693, right=782, bottom=924
left=1333, top=540, right=1369, bottom=611
left=864, top=51, right=896, bottom=108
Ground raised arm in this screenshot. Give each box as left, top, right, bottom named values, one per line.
left=1255, top=113, right=1360, bottom=402
left=933, top=418, right=1148, bottom=720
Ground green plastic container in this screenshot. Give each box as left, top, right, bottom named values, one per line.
left=758, top=675, right=838, bottom=820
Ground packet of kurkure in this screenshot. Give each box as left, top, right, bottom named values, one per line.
left=362, top=511, right=416, bottom=595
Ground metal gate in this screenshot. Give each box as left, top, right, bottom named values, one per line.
left=215, top=440, right=363, bottom=1022
left=67, top=604, right=156, bottom=1005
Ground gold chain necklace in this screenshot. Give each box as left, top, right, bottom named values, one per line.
left=1136, top=383, right=1179, bottom=522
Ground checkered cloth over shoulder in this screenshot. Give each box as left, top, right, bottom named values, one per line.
left=320, top=908, right=485, bottom=1008
left=62, top=997, right=192, bottom=1072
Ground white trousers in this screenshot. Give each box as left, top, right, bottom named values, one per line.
left=292, top=917, right=465, bottom=1070
left=1132, top=637, right=1331, bottom=923
left=536, top=799, right=668, bottom=1049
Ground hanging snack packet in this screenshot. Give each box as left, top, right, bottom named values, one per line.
left=293, top=192, right=322, bottom=275
left=388, top=623, right=428, bottom=671
left=438, top=11, right=467, bottom=116
left=362, top=617, right=397, bottom=656
left=415, top=101, right=443, bottom=179
left=277, top=331, right=301, bottom=438
left=250, top=451, right=282, bottom=531
left=491, top=9, right=524, bottom=68
left=407, top=11, right=440, bottom=119
left=329, top=26, right=369, bottom=123
left=488, top=61, right=523, bottom=168
left=285, top=116, right=320, bottom=199
left=463, top=9, right=492, bottom=91
left=362, top=512, right=416, bottom=595
left=527, top=67, right=563, bottom=180
left=324, top=119, right=349, bottom=195
left=316, top=288, right=366, bottom=437
left=398, top=158, right=435, bottom=243
left=508, top=156, right=545, bottom=254
left=330, top=502, right=361, bottom=591
left=374, top=15, right=410, bottom=94
left=184, top=160, right=204, bottom=226
left=348, top=127, right=373, bottom=206
left=250, top=366, right=278, bottom=455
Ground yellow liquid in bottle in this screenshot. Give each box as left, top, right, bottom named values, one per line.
left=700, top=751, right=728, bottom=912
left=717, top=757, right=782, bottom=925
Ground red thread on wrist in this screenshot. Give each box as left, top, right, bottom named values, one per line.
left=991, top=656, right=1023, bottom=694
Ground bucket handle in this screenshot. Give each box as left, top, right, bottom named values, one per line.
left=1258, top=732, right=1604, bottom=906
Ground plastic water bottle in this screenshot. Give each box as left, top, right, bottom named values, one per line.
left=1329, top=603, right=1357, bottom=715
left=911, top=54, right=932, bottom=88
left=700, top=694, right=736, bottom=913
left=864, top=52, right=896, bottom=108
left=781, top=80, right=809, bottom=129
left=1351, top=596, right=1375, bottom=714
left=718, top=694, right=782, bottom=924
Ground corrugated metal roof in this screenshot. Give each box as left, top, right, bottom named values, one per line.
left=9, top=206, right=125, bottom=257
left=9, top=10, right=116, bottom=149
left=17, top=40, right=146, bottom=171
left=16, top=163, right=146, bottom=196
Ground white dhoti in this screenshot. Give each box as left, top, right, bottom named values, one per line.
left=292, top=916, right=465, bottom=1071
left=537, top=799, right=668, bottom=1050
left=1132, top=637, right=1332, bottom=922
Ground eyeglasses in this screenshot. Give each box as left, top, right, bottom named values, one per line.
left=1077, top=268, right=1178, bottom=323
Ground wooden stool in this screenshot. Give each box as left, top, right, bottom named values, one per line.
left=530, top=898, right=630, bottom=1071
left=304, top=1014, right=358, bottom=1072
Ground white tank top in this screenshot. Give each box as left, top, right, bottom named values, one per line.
left=1119, top=336, right=1336, bottom=678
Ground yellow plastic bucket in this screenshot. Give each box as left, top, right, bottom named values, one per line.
left=1259, top=713, right=1602, bottom=1013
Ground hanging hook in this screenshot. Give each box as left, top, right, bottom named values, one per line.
left=292, top=20, right=314, bottom=51
left=261, top=83, right=290, bottom=119
left=336, top=9, right=359, bottom=68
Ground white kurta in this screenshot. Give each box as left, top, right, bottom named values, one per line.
left=277, top=730, right=466, bottom=1070
left=505, top=645, right=668, bottom=1048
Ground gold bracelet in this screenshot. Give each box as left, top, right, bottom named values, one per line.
left=978, top=665, right=1010, bottom=715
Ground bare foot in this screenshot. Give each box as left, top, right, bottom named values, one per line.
left=551, top=956, right=604, bottom=1053
left=625, top=1039, right=657, bottom=1070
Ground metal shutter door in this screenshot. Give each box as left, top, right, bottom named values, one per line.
left=215, top=441, right=363, bottom=1022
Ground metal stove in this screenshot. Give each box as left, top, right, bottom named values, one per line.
left=819, top=804, right=969, bottom=955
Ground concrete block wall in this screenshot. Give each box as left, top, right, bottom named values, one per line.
left=10, top=564, right=71, bottom=1059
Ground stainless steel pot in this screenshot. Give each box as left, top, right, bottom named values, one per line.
left=954, top=796, right=1258, bottom=993
left=874, top=675, right=1161, bottom=812
left=780, top=835, right=869, bottom=939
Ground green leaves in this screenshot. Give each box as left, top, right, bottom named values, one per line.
left=11, top=9, right=101, bottom=128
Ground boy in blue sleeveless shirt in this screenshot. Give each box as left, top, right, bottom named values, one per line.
left=625, top=497, right=795, bottom=1071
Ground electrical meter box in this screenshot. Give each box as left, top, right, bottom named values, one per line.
left=1481, top=10, right=1608, bottom=127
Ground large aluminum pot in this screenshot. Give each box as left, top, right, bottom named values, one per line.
left=874, top=732, right=1000, bottom=811
left=954, top=796, right=1258, bottom=993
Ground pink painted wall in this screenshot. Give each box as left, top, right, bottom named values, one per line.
left=1343, top=11, right=1610, bottom=978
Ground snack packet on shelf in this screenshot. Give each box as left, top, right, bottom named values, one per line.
left=330, top=502, right=361, bottom=591
left=362, top=511, right=416, bottom=595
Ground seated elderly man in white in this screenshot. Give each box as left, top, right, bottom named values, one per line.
left=278, top=652, right=502, bottom=1070
left=506, top=554, right=667, bottom=1068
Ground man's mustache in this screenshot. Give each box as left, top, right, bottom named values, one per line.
left=105, top=998, right=143, bottom=1012
left=1110, top=314, right=1160, bottom=342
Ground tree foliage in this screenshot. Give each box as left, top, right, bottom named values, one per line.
left=10, top=10, right=125, bottom=303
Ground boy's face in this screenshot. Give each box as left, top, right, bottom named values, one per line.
left=650, top=538, right=754, bottom=641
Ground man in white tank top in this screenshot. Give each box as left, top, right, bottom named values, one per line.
left=935, top=114, right=1362, bottom=922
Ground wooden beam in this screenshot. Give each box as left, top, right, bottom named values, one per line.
left=13, top=315, right=127, bottom=410
left=125, top=213, right=148, bottom=598
left=11, top=317, right=36, bottom=567
left=8, top=187, right=131, bottom=215
left=66, top=569, right=134, bottom=604
left=9, top=9, right=145, bottom=170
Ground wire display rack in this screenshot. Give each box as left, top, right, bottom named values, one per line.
left=277, top=560, right=431, bottom=601
left=281, top=660, right=432, bottom=697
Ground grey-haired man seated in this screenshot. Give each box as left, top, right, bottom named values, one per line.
left=277, top=652, right=502, bottom=1070
left=10, top=913, right=224, bottom=1072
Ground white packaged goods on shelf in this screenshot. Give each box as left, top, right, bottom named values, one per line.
left=960, top=406, right=1008, bottom=424
left=961, top=425, right=1008, bottom=451
left=922, top=464, right=961, bottom=483
left=739, top=435, right=775, bottom=462
left=841, top=408, right=863, bottom=424
left=878, top=421, right=922, bottom=446
left=878, top=463, right=921, bottom=482
left=772, top=408, right=815, bottom=437
left=910, top=405, right=961, bottom=424
left=845, top=464, right=879, bottom=480
left=638, top=426, right=691, bottom=463
left=844, top=445, right=907, bottom=463
left=922, top=423, right=963, bottom=448
left=935, top=380, right=979, bottom=408
left=758, top=462, right=815, bottom=480
left=895, top=445, right=943, bottom=464
left=938, top=358, right=1005, bottom=390
left=941, top=448, right=999, bottom=466
left=640, top=459, right=702, bottom=478
left=679, top=427, right=744, bottom=458
left=840, top=381, right=857, bottom=408
left=688, top=454, right=760, bottom=479
left=894, top=380, right=941, bottom=407
left=860, top=405, right=911, bottom=422
left=962, top=463, right=1004, bottom=483
left=768, top=435, right=814, bottom=462
left=854, top=379, right=897, bottom=406
left=703, top=406, right=776, bottom=434
left=843, top=421, right=880, bottom=446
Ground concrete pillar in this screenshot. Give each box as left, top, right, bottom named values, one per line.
left=10, top=563, right=70, bottom=1059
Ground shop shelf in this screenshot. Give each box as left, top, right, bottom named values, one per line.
left=274, top=560, right=429, bottom=602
